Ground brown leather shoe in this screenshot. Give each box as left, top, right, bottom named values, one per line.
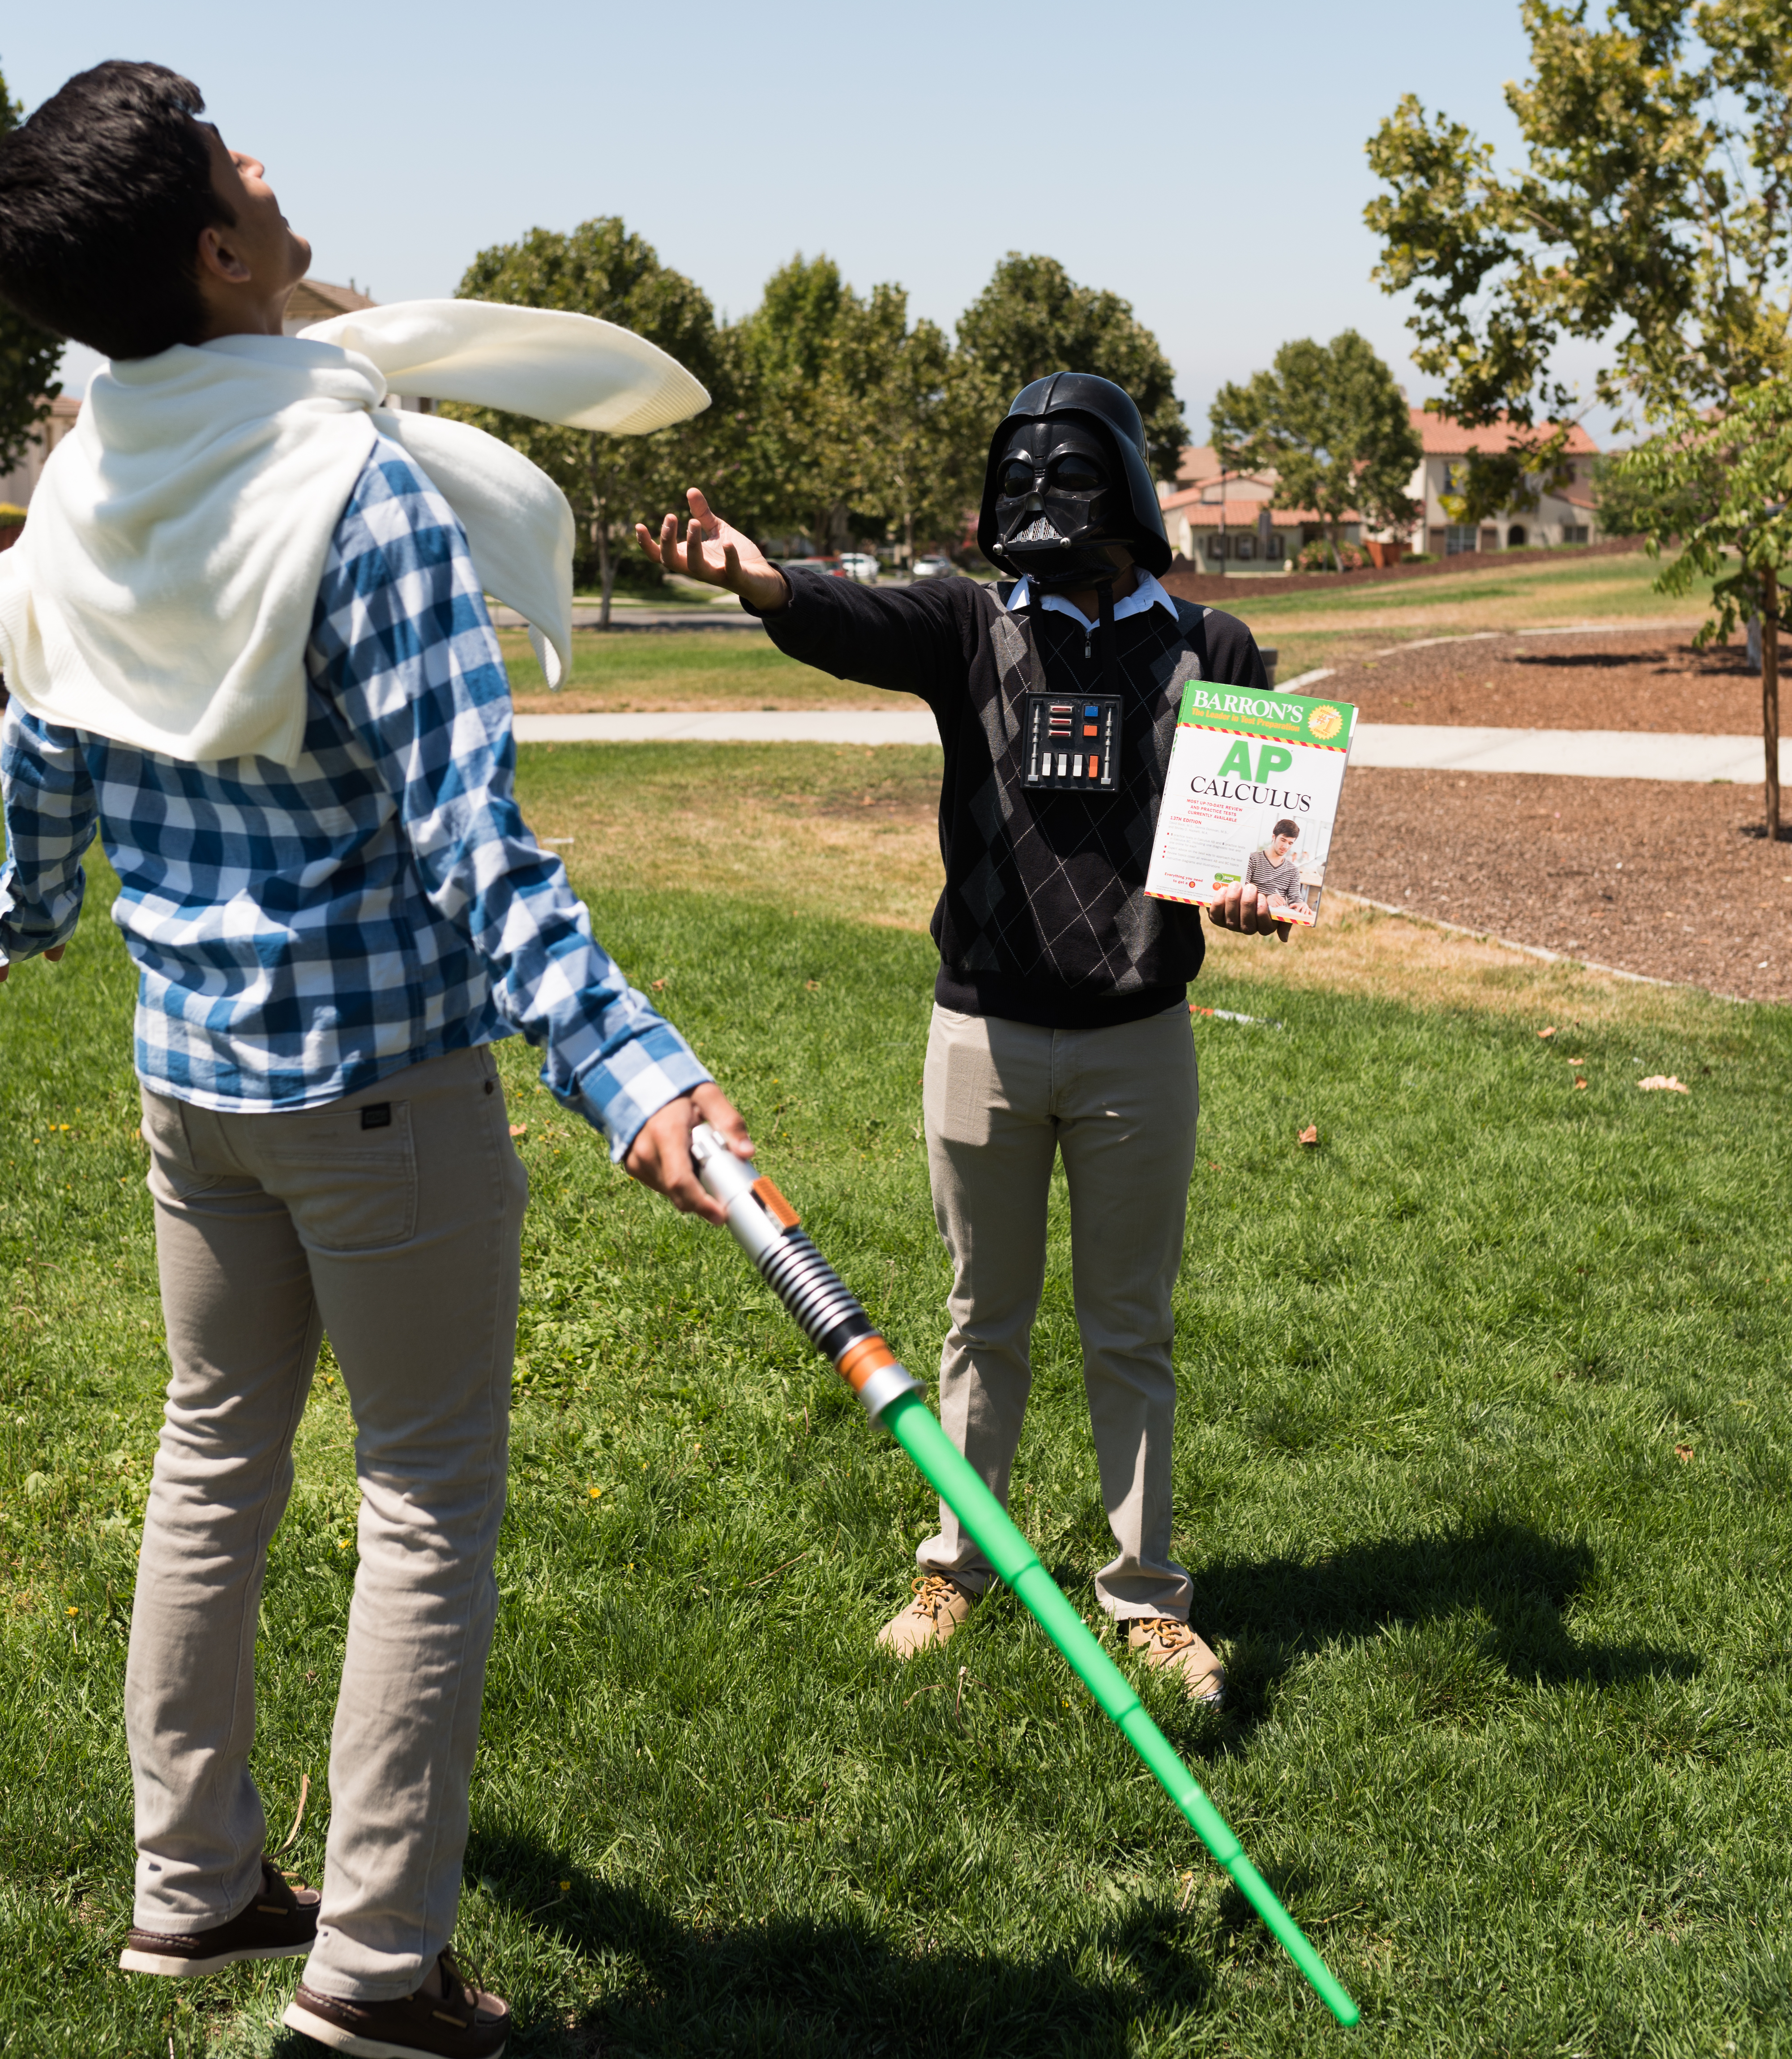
left=877, top=1573, right=978, bottom=1657
left=1128, top=1618, right=1226, bottom=1704
left=283, top=1946, right=509, bottom=2057
left=119, top=1857, right=319, bottom=1977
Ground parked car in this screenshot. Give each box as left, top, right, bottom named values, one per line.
left=778, top=555, right=849, bottom=579
left=911, top=555, right=957, bottom=580
left=838, top=552, right=880, bottom=582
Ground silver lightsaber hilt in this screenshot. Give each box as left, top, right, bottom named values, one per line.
left=689, top=1123, right=921, bottom=1425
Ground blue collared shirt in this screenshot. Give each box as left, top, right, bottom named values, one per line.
left=1003, top=569, right=1180, bottom=629
left=0, top=439, right=707, bottom=1158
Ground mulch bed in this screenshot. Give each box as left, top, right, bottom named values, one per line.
left=1330, top=628, right=1766, bottom=734
left=1328, top=766, right=1792, bottom=1000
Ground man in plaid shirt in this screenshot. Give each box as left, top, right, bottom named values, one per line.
left=0, top=64, right=745, bottom=2058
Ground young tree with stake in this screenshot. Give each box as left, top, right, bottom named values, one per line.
left=1625, top=387, right=1792, bottom=839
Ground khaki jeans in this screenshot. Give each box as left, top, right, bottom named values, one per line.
left=918, top=1004, right=1199, bottom=1620
left=127, top=1045, right=527, bottom=2001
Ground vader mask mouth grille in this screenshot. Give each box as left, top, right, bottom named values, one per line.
left=1010, top=515, right=1065, bottom=545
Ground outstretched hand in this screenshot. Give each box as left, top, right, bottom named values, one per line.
left=623, top=1082, right=754, bottom=1227
left=0, top=943, right=66, bottom=985
left=635, top=489, right=789, bottom=613
left=1206, top=884, right=1291, bottom=942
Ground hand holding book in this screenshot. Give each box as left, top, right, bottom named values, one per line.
left=1205, top=882, right=1292, bottom=943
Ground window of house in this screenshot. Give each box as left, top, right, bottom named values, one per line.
left=1236, top=536, right=1255, bottom=560
left=1444, top=525, right=1479, bottom=555
left=1564, top=524, right=1589, bottom=544
left=1267, top=533, right=1284, bottom=559
left=1204, top=533, right=1225, bottom=559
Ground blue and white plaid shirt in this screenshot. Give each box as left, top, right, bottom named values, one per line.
left=0, top=438, right=708, bottom=1158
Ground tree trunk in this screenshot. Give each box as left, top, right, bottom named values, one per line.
left=588, top=440, right=613, bottom=631
left=1765, top=567, right=1781, bottom=841
left=597, top=519, right=616, bottom=630
left=904, top=507, right=914, bottom=573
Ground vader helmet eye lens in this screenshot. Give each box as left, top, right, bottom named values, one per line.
left=1051, top=453, right=1105, bottom=491
left=999, top=459, right=1036, bottom=497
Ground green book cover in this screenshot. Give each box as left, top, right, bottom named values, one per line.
left=1146, top=684, right=1358, bottom=925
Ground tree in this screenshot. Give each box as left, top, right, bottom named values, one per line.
left=722, top=254, right=859, bottom=549
left=822, top=284, right=973, bottom=564
left=1625, top=385, right=1792, bottom=837
left=954, top=254, right=1188, bottom=480
left=1209, top=331, right=1421, bottom=567
left=451, top=218, right=721, bottom=625
left=0, top=65, right=63, bottom=479
left=1365, top=1, right=1792, bottom=521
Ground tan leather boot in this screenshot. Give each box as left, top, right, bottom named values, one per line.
left=877, top=1573, right=978, bottom=1657
left=1128, top=1618, right=1226, bottom=1704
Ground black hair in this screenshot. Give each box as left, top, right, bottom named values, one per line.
left=0, top=61, right=231, bottom=359
left=1272, top=818, right=1299, bottom=838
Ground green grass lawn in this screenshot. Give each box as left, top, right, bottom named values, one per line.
left=2, top=807, right=1790, bottom=2055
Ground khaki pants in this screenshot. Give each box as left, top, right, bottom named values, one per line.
left=917, top=1004, right=1199, bottom=1620
left=127, top=1045, right=528, bottom=2001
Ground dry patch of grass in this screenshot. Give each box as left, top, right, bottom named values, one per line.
left=1205, top=893, right=1722, bottom=1032
left=516, top=741, right=1717, bottom=1028
left=517, top=742, right=945, bottom=931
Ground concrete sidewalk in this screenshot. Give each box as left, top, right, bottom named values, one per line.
left=512, top=706, right=1780, bottom=781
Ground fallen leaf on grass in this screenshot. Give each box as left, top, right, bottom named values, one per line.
left=1674, top=1444, right=1694, bottom=1462
left=1538, top=1026, right=1557, bottom=1040
left=1298, top=1125, right=1319, bottom=1147
left=509, top=1123, right=527, bottom=1137
left=1638, top=1076, right=1690, bottom=1094
left=650, top=979, right=667, bottom=991
left=1567, top=1057, right=1585, bottom=1066
left=1574, top=1079, right=1588, bottom=1090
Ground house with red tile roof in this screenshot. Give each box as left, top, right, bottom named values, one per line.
left=1158, top=446, right=1364, bottom=568
left=1403, top=410, right=1600, bottom=556
left=1157, top=413, right=1603, bottom=568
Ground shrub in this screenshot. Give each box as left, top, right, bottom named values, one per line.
left=1293, top=537, right=1367, bottom=572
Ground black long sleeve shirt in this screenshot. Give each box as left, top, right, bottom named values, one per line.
left=757, top=570, right=1270, bottom=1028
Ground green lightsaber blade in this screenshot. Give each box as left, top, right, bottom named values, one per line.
left=689, top=1126, right=1359, bottom=2029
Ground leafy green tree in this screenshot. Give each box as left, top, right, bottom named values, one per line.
left=0, top=64, right=63, bottom=479
left=1625, top=385, right=1792, bottom=835
left=720, top=258, right=972, bottom=561
left=721, top=254, right=857, bottom=548
left=954, top=253, right=1187, bottom=481
left=1365, top=1, right=1792, bottom=520
left=1209, top=331, right=1421, bottom=567
left=451, top=218, right=721, bottom=625
left=823, top=284, right=971, bottom=563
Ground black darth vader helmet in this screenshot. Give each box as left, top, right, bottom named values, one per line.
left=977, top=372, right=1172, bottom=587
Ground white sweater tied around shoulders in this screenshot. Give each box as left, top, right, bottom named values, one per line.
left=0, top=299, right=708, bottom=766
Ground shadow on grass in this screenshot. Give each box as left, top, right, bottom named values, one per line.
left=269, top=1849, right=1219, bottom=2059
left=1194, top=1514, right=1697, bottom=1730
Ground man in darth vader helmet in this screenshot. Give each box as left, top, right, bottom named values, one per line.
left=642, top=372, right=1288, bottom=1705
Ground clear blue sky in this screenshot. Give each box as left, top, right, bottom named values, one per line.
left=2, top=1, right=1613, bottom=442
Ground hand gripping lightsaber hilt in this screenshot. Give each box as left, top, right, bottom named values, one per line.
left=689, top=1124, right=921, bottom=1424
left=689, top=1122, right=1359, bottom=2029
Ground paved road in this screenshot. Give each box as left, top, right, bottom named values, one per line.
left=511, top=707, right=1781, bottom=781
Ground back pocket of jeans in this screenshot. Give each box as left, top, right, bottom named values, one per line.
left=262, top=1104, right=419, bottom=1254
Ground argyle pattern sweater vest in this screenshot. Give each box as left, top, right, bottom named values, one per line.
left=758, top=570, right=1270, bottom=1027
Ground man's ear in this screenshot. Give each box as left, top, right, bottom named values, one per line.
left=196, top=223, right=253, bottom=286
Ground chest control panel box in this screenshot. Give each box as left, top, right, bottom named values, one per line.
left=1022, top=693, right=1121, bottom=794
